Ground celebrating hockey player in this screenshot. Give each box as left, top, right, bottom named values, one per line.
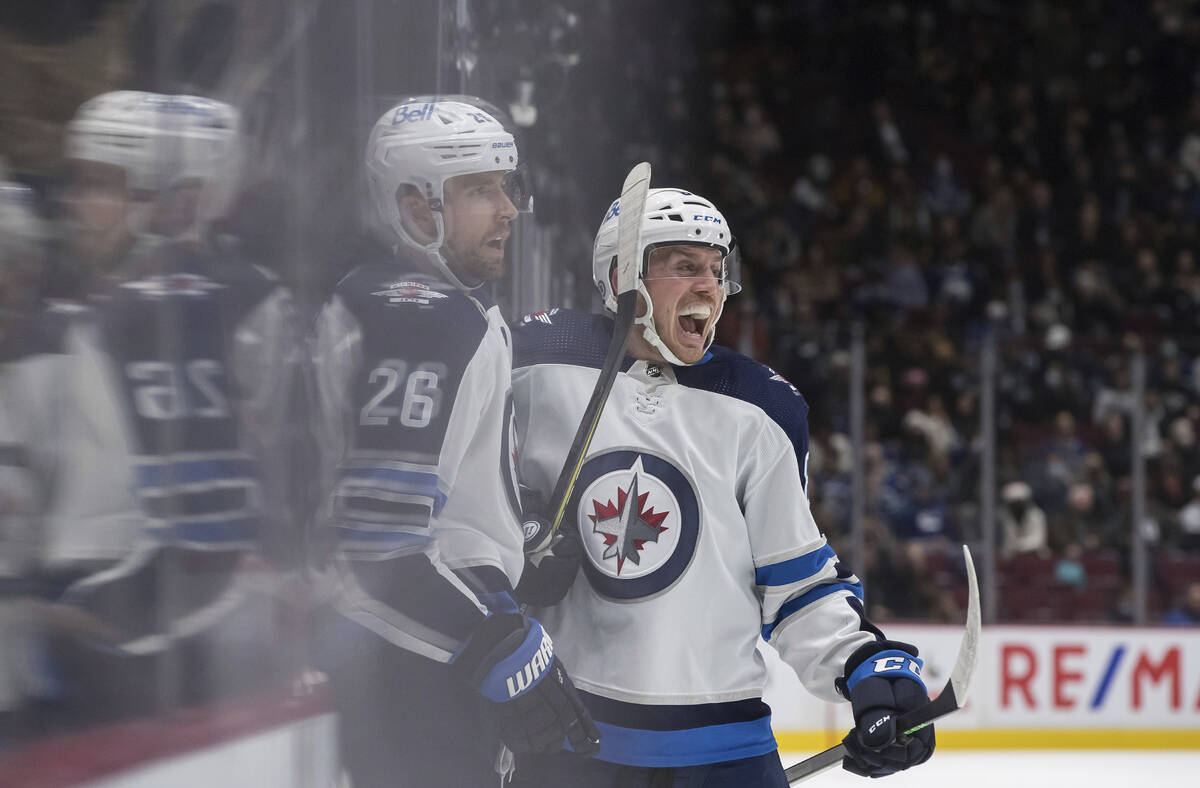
left=311, top=97, right=599, bottom=787
left=1, top=90, right=295, bottom=733
left=509, top=187, right=936, bottom=785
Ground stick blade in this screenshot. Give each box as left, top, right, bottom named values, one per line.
left=785, top=544, right=985, bottom=785
left=615, top=162, right=651, bottom=295
left=950, top=544, right=982, bottom=705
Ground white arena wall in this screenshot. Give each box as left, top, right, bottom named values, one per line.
left=2, top=624, right=1197, bottom=786
left=765, top=622, right=1200, bottom=751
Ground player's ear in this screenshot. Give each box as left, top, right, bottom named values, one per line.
left=396, top=185, right=437, bottom=242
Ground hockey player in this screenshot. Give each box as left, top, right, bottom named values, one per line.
left=311, top=97, right=599, bottom=787
left=509, top=188, right=935, bottom=786
left=2, top=91, right=296, bottom=733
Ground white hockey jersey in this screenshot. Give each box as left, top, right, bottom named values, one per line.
left=0, top=241, right=296, bottom=650
left=312, top=249, right=526, bottom=663
left=512, top=309, right=880, bottom=767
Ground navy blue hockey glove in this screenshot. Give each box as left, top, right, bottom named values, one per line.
left=836, top=640, right=935, bottom=778
left=516, top=517, right=583, bottom=607
left=455, top=613, right=601, bottom=757
left=515, top=487, right=583, bottom=607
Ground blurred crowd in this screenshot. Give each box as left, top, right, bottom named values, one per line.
left=584, top=0, right=1200, bottom=623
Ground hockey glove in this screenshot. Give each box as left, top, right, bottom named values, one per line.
left=455, top=613, right=601, bottom=757
left=515, top=487, right=583, bottom=607
left=836, top=640, right=935, bottom=778
left=516, top=518, right=583, bottom=607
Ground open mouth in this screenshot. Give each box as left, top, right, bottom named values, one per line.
left=678, top=315, right=703, bottom=338
left=676, top=303, right=712, bottom=344
left=486, top=238, right=505, bottom=251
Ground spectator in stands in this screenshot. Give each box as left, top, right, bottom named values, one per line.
left=1000, top=481, right=1048, bottom=557
left=1161, top=580, right=1200, bottom=626
left=1178, top=475, right=1200, bottom=552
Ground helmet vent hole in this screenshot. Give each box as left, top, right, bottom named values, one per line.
left=667, top=213, right=683, bottom=222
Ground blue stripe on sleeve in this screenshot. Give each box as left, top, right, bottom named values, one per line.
left=341, top=467, right=439, bottom=489
left=334, top=528, right=433, bottom=550
left=148, top=517, right=259, bottom=545
left=755, top=544, right=836, bottom=587
left=761, top=580, right=864, bottom=641
left=136, top=458, right=256, bottom=489
left=338, top=468, right=447, bottom=515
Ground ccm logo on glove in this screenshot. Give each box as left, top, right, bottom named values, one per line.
left=867, top=714, right=891, bottom=735
left=873, top=655, right=922, bottom=675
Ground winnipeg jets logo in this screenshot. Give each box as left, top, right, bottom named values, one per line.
left=588, top=461, right=670, bottom=574
left=572, top=450, right=700, bottom=599
left=371, top=281, right=449, bottom=306
left=120, top=274, right=225, bottom=297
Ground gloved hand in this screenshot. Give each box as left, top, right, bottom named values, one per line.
left=515, top=487, right=583, bottom=607
left=455, top=613, right=601, bottom=757
left=516, top=517, right=583, bottom=607
left=836, top=640, right=935, bottom=778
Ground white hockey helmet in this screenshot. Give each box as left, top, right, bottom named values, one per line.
left=592, top=187, right=741, bottom=365
left=365, top=96, right=526, bottom=290
left=64, top=91, right=241, bottom=224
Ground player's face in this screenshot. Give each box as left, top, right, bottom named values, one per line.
left=62, top=159, right=131, bottom=266
left=633, top=244, right=724, bottom=365
left=441, top=170, right=518, bottom=285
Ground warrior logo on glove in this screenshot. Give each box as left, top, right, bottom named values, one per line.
left=506, top=628, right=555, bottom=698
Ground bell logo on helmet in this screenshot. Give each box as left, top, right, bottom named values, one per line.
left=390, top=103, right=436, bottom=125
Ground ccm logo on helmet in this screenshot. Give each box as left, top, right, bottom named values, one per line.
left=391, top=103, right=436, bottom=125
left=692, top=214, right=722, bottom=224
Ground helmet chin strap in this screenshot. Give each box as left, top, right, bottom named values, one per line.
left=390, top=205, right=480, bottom=292
left=636, top=281, right=726, bottom=367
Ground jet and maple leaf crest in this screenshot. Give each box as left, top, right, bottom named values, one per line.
left=587, top=458, right=671, bottom=574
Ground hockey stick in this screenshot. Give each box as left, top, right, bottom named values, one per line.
left=543, top=161, right=651, bottom=538
left=784, top=544, right=982, bottom=785
left=499, top=163, right=650, bottom=781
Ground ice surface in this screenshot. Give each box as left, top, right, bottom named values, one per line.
left=779, top=750, right=1200, bottom=787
